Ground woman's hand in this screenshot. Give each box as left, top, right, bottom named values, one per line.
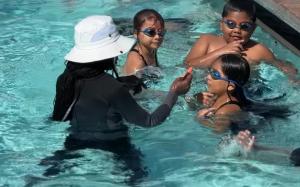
left=171, top=71, right=192, bottom=95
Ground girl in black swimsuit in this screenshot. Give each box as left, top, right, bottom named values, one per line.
left=196, top=54, right=250, bottom=132
left=194, top=55, right=292, bottom=133
left=123, top=9, right=164, bottom=75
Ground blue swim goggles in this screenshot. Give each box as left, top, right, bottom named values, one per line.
left=223, top=19, right=254, bottom=32
left=140, top=28, right=165, bottom=37
left=208, top=68, right=241, bottom=87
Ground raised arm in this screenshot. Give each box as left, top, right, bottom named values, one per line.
left=185, top=34, right=244, bottom=68
left=112, top=72, right=192, bottom=127
left=256, top=44, right=298, bottom=76
left=236, top=130, right=290, bottom=155
left=268, top=59, right=298, bottom=77
left=185, top=34, right=211, bottom=68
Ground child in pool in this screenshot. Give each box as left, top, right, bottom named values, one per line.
left=196, top=54, right=250, bottom=132
left=184, top=0, right=297, bottom=76
left=123, top=9, right=165, bottom=75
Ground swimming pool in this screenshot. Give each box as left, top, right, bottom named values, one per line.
left=1, top=0, right=300, bottom=186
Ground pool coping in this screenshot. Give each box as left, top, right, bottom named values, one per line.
left=255, top=0, right=300, bottom=32
left=254, top=0, right=300, bottom=57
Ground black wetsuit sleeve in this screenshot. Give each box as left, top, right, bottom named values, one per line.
left=111, top=85, right=178, bottom=127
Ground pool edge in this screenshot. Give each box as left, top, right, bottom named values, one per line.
left=254, top=0, right=300, bottom=57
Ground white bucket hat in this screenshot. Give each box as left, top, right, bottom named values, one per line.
left=65, top=15, right=135, bottom=63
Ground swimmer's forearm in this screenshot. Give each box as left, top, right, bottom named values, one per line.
left=141, top=91, right=178, bottom=127
left=185, top=50, right=222, bottom=68
left=163, top=91, right=178, bottom=108
left=253, top=144, right=290, bottom=155
left=268, top=59, right=298, bottom=77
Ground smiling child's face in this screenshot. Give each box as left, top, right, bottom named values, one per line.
left=220, top=11, right=255, bottom=45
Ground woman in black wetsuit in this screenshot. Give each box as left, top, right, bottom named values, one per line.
left=42, top=15, right=192, bottom=185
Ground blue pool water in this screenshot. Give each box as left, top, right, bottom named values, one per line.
left=1, top=0, right=300, bottom=186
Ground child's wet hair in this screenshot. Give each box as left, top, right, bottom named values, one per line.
left=222, top=0, right=256, bottom=22
left=133, top=9, right=165, bottom=31
left=218, top=54, right=251, bottom=107
left=220, top=54, right=250, bottom=87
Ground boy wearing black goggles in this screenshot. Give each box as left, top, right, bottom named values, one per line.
left=184, top=0, right=297, bottom=77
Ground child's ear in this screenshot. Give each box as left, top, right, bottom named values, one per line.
left=133, top=30, right=138, bottom=38
left=227, top=83, right=236, bottom=92
left=219, top=21, right=223, bottom=32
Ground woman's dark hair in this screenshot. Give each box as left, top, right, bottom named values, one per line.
left=220, top=54, right=251, bottom=106
left=222, top=0, right=256, bottom=22
left=133, top=9, right=165, bottom=32
left=52, top=58, right=116, bottom=121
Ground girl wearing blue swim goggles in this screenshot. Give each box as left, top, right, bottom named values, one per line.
left=196, top=54, right=250, bottom=132
left=123, top=9, right=165, bottom=76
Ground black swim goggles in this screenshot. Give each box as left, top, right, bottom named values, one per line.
left=140, top=28, right=165, bottom=37
left=208, top=68, right=241, bottom=87
left=223, top=19, right=255, bottom=32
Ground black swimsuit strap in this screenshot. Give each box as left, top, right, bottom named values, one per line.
left=130, top=48, right=148, bottom=67
left=130, top=48, right=159, bottom=67
left=155, top=51, right=159, bottom=67
left=214, top=100, right=241, bottom=114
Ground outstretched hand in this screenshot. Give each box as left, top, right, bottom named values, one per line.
left=171, top=68, right=193, bottom=95
left=235, top=130, right=255, bottom=152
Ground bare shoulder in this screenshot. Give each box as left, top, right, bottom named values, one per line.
left=252, top=42, right=271, bottom=52
left=196, top=34, right=225, bottom=50
left=188, top=33, right=220, bottom=53
left=215, top=104, right=241, bottom=116
left=247, top=40, right=275, bottom=61
left=185, top=33, right=222, bottom=66
left=126, top=51, right=142, bottom=61
left=123, top=51, right=145, bottom=75
left=198, top=33, right=220, bottom=42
